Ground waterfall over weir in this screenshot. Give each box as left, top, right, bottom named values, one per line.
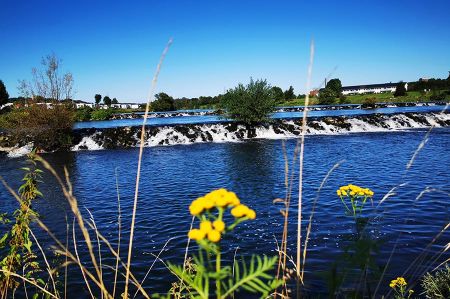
left=71, top=112, right=450, bottom=151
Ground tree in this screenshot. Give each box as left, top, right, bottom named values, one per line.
left=18, top=54, right=74, bottom=101
left=326, top=78, right=342, bottom=97
left=0, top=80, right=9, bottom=106
left=394, top=82, right=407, bottom=97
left=152, top=92, right=175, bottom=111
left=103, top=96, right=112, bottom=106
left=95, top=94, right=102, bottom=105
left=112, top=97, right=118, bottom=104
left=284, top=86, right=295, bottom=100
left=318, top=88, right=336, bottom=105
left=221, top=78, right=276, bottom=125
left=271, top=86, right=284, bottom=103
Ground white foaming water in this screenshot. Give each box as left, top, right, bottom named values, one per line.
left=71, top=136, right=104, bottom=151
left=7, top=143, right=34, bottom=158
left=69, top=112, right=449, bottom=151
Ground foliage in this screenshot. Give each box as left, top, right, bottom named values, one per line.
left=362, top=97, right=377, bottom=108
left=394, top=82, right=407, bottom=97
left=103, top=96, right=112, bottom=106
left=0, top=151, right=45, bottom=296
left=94, top=94, right=102, bottom=105
left=112, top=97, right=118, bottom=104
left=317, top=88, right=336, bottom=105
left=326, top=78, right=342, bottom=97
left=283, top=86, right=295, bottom=100
left=389, top=277, right=414, bottom=299
left=152, top=92, right=175, bottom=111
left=0, top=80, right=9, bottom=107
left=338, top=94, right=350, bottom=104
left=74, top=107, right=93, bottom=121
left=90, top=108, right=115, bottom=120
left=271, top=86, right=284, bottom=103
left=165, top=189, right=281, bottom=299
left=0, top=103, right=74, bottom=151
left=336, top=184, right=374, bottom=217
left=421, top=264, right=450, bottom=298
left=18, top=54, right=74, bottom=101
left=221, top=78, right=277, bottom=125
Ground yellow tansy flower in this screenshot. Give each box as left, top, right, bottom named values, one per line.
left=213, top=220, right=225, bottom=232
left=200, top=221, right=213, bottom=233
left=231, top=204, right=249, bottom=217
left=246, top=209, right=256, bottom=220
left=188, top=229, right=205, bottom=240
left=207, top=230, right=221, bottom=242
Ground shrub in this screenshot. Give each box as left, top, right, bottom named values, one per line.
left=421, top=264, right=450, bottom=298
left=221, top=78, right=276, bottom=125
left=91, top=108, right=114, bottom=120
left=0, top=103, right=74, bottom=151
left=318, top=88, right=336, bottom=105
left=362, top=97, right=377, bottom=109
left=74, top=107, right=93, bottom=121
left=151, top=93, right=175, bottom=111
left=394, top=82, right=407, bottom=97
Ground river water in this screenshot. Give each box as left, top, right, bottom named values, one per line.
left=0, top=107, right=449, bottom=297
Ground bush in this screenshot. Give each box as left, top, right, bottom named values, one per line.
left=362, top=97, right=377, bottom=109
left=421, top=264, right=450, bottom=298
left=0, top=103, right=74, bottom=151
left=318, top=88, right=336, bottom=105
left=91, top=108, right=114, bottom=120
left=75, top=107, right=93, bottom=121
left=152, top=93, right=175, bottom=112
left=338, top=95, right=350, bottom=104
left=394, top=82, right=407, bottom=97
left=221, top=78, right=276, bottom=125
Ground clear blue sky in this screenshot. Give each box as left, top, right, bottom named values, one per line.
left=1, top=0, right=449, bottom=103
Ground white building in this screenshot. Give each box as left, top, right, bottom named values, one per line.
left=342, top=82, right=408, bottom=95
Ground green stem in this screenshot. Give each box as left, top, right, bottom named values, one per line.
left=216, top=250, right=221, bottom=298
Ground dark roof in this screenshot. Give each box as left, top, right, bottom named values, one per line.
left=342, top=83, right=398, bottom=90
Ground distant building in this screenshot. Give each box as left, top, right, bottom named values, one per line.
left=310, top=89, right=319, bottom=97
left=111, top=103, right=141, bottom=109
left=73, top=100, right=94, bottom=108
left=341, top=82, right=408, bottom=95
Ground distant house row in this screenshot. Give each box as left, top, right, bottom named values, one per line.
left=341, top=82, right=408, bottom=95
left=73, top=100, right=141, bottom=109
left=309, top=82, right=409, bottom=97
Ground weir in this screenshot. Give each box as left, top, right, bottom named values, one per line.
left=71, top=112, right=450, bottom=151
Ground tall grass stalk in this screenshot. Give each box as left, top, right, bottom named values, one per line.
left=124, top=37, right=173, bottom=297
left=296, top=40, right=314, bottom=297
left=112, top=168, right=122, bottom=298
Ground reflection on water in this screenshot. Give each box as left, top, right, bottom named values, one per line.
left=0, top=128, right=449, bottom=296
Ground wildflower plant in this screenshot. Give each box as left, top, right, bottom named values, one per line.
left=389, top=277, right=414, bottom=299
left=336, top=184, right=374, bottom=217
left=167, top=188, right=282, bottom=299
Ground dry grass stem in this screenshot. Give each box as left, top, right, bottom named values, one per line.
left=124, top=37, right=173, bottom=297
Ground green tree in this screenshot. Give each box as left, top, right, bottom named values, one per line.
left=95, top=94, right=102, bottom=105
left=271, top=86, right=284, bottom=103
left=221, top=78, right=276, bottom=125
left=112, top=97, right=118, bottom=104
left=0, top=80, right=9, bottom=106
left=394, top=82, right=407, bottom=97
left=326, top=78, right=342, bottom=97
left=318, top=88, right=336, bottom=105
left=103, top=96, right=112, bottom=106
left=284, top=86, right=295, bottom=100
left=152, top=92, right=175, bottom=111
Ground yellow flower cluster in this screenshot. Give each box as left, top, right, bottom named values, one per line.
left=337, top=184, right=374, bottom=197
left=189, top=188, right=241, bottom=216
left=231, top=204, right=256, bottom=219
left=188, top=220, right=225, bottom=242
left=389, top=276, right=407, bottom=288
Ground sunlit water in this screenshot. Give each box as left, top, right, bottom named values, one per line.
left=0, top=128, right=449, bottom=297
